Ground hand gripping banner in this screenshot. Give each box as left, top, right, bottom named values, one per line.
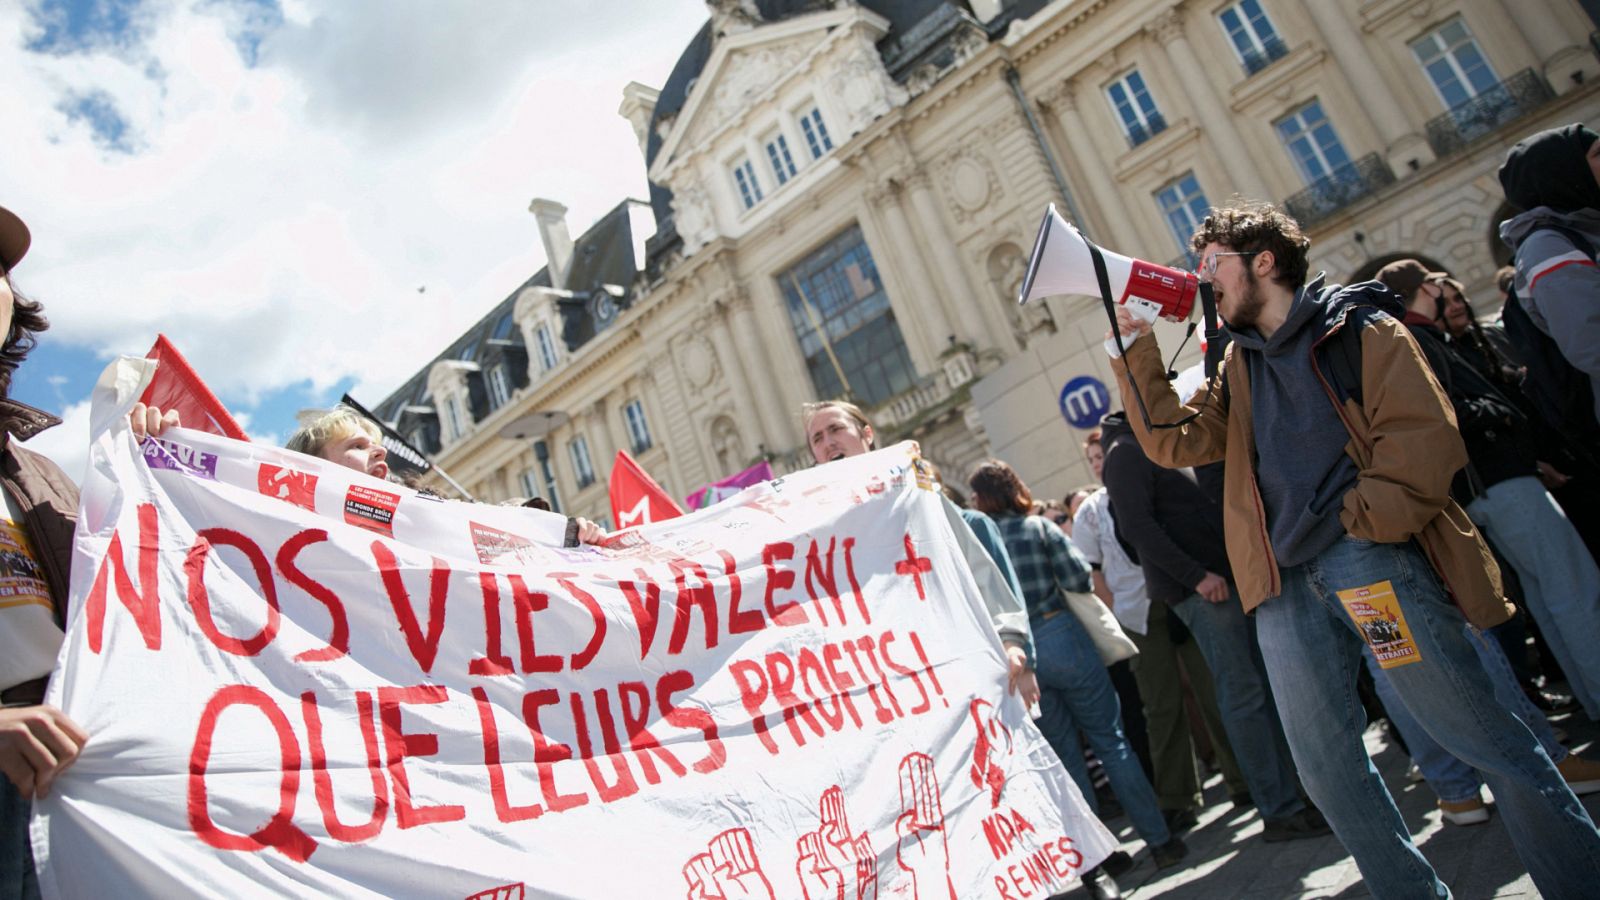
left=32, top=359, right=1115, bottom=898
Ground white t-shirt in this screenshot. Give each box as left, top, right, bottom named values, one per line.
left=1071, top=488, right=1152, bottom=636
left=0, top=488, right=64, bottom=691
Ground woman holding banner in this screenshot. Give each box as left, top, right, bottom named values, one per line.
left=968, top=459, right=1189, bottom=877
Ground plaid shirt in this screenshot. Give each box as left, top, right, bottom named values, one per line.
left=993, top=512, right=1093, bottom=619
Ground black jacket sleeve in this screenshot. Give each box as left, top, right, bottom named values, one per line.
left=1101, top=442, right=1207, bottom=593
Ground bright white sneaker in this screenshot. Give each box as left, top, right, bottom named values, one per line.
left=1438, top=796, right=1490, bottom=826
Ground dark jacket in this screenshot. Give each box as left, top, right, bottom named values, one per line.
left=1400, top=313, right=1537, bottom=501
left=1112, top=280, right=1511, bottom=628
left=1099, top=411, right=1231, bottom=606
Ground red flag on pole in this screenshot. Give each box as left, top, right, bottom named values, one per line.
left=609, top=450, right=683, bottom=529
left=138, top=334, right=249, bottom=441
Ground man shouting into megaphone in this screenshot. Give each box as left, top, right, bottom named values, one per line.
left=1099, top=200, right=1600, bottom=898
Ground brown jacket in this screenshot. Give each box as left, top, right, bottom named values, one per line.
left=0, top=399, right=79, bottom=627
left=1112, top=306, right=1512, bottom=629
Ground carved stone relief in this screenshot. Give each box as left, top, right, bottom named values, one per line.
left=988, top=242, right=1054, bottom=347
left=671, top=181, right=717, bottom=256
left=938, top=145, right=1002, bottom=223
left=709, top=414, right=746, bottom=473
left=827, top=37, right=909, bottom=134
left=702, top=40, right=813, bottom=138
left=676, top=327, right=720, bottom=392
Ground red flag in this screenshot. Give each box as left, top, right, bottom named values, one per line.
left=138, top=335, right=249, bottom=441
left=609, top=450, right=683, bottom=529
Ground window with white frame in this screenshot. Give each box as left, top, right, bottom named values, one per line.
left=1154, top=173, right=1210, bottom=257
left=1218, top=0, right=1287, bottom=75
left=1105, top=69, right=1166, bottom=147
left=443, top=394, right=466, bottom=441
left=624, top=399, right=652, bottom=453
left=569, top=435, right=596, bottom=489
left=1410, top=18, right=1499, bottom=111
left=519, top=468, right=539, bottom=500
left=487, top=364, right=511, bottom=410
left=732, top=158, right=764, bottom=210
left=534, top=324, right=559, bottom=372
left=799, top=106, right=833, bottom=160
left=1275, top=100, right=1352, bottom=185
left=765, top=132, right=798, bottom=186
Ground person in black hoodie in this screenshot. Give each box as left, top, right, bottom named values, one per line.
left=1098, top=410, right=1323, bottom=843
left=1378, top=259, right=1600, bottom=723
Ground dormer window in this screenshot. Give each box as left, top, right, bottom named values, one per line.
left=765, top=132, right=798, bottom=186
left=487, top=364, right=511, bottom=410
left=443, top=394, right=467, bottom=441
left=799, top=106, right=832, bottom=159
left=732, top=158, right=764, bottom=210
left=534, top=324, right=559, bottom=372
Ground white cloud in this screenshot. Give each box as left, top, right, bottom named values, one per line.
left=17, top=399, right=92, bottom=485
left=2, top=0, right=707, bottom=421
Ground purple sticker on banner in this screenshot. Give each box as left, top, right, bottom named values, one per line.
left=142, top=438, right=219, bottom=480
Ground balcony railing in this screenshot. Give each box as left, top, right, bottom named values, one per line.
left=1424, top=68, right=1555, bottom=157
left=1282, top=153, right=1396, bottom=227
left=1239, top=36, right=1289, bottom=76
left=1125, top=112, right=1169, bottom=149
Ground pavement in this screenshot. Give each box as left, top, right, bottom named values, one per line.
left=1080, top=704, right=1600, bottom=899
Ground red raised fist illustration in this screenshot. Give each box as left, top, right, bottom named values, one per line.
left=894, top=753, right=956, bottom=900
left=463, top=884, right=525, bottom=900
left=684, top=828, right=776, bottom=900
left=795, top=786, right=878, bottom=900
left=967, top=699, right=1013, bottom=809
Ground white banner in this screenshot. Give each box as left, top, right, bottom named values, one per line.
left=32, top=360, right=1115, bottom=899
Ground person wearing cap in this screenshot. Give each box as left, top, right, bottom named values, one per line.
left=1379, top=259, right=1600, bottom=726
left=0, top=206, right=183, bottom=895
left=0, top=206, right=89, bottom=896
left=1497, top=123, right=1600, bottom=423
left=1107, top=199, right=1600, bottom=897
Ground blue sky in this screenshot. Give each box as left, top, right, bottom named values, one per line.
left=2, top=0, right=708, bottom=476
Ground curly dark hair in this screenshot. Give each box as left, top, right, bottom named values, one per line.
left=0, top=274, right=48, bottom=398
left=967, top=458, right=1033, bottom=517
left=1190, top=201, right=1311, bottom=291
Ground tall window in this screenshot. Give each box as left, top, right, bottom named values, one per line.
left=1410, top=18, right=1498, bottom=110
left=1155, top=173, right=1210, bottom=257
left=624, top=399, right=652, bottom=453
left=443, top=395, right=466, bottom=441
left=1218, top=0, right=1287, bottom=74
left=534, top=441, right=562, bottom=513
left=487, top=364, right=511, bottom=410
left=534, top=324, right=559, bottom=372
left=732, top=158, right=763, bottom=210
left=1275, top=100, right=1352, bottom=184
left=519, top=468, right=539, bottom=500
left=1105, top=69, right=1166, bottom=147
left=765, top=133, right=798, bottom=186
left=800, top=107, right=833, bottom=160
left=779, top=224, right=916, bottom=407
left=569, top=435, right=596, bottom=489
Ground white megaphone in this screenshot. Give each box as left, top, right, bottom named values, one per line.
left=1017, top=204, right=1198, bottom=324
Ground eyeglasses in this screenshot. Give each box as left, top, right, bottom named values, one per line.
left=1201, top=250, right=1259, bottom=280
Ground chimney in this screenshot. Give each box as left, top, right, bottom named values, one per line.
left=619, top=82, right=661, bottom=162
left=969, top=0, right=1003, bottom=23
left=528, top=198, right=574, bottom=290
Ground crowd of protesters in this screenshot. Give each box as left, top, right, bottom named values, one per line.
left=5, top=123, right=1600, bottom=899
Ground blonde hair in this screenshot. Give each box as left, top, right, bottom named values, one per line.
left=286, top=405, right=383, bottom=459
left=800, top=400, right=875, bottom=449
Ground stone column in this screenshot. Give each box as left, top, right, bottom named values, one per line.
left=1504, top=0, right=1598, bottom=94
left=705, top=307, right=770, bottom=451
left=1301, top=1, right=1435, bottom=172
left=1145, top=8, right=1274, bottom=200
left=726, top=291, right=796, bottom=450
left=1036, top=78, right=1144, bottom=250
left=869, top=178, right=957, bottom=362
left=586, top=398, right=617, bottom=479
left=750, top=278, right=815, bottom=441
left=903, top=168, right=1011, bottom=353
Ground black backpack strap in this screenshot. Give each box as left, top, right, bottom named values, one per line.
left=1322, top=306, right=1370, bottom=407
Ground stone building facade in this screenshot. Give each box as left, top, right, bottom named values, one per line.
left=377, top=0, right=1600, bottom=524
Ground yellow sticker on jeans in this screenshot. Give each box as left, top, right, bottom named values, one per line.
left=1337, top=580, right=1421, bottom=669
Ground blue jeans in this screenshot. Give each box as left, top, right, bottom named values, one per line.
left=1032, top=613, right=1171, bottom=848
left=1170, top=592, right=1305, bottom=821
left=1, top=777, right=39, bottom=899
left=1468, top=475, right=1600, bottom=718
left=1369, top=622, right=1568, bottom=804
left=1257, top=535, right=1600, bottom=900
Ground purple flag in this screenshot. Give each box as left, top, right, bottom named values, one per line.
left=685, top=460, right=775, bottom=511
